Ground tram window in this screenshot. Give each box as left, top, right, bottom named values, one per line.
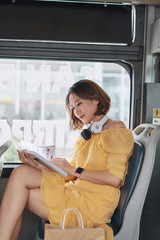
left=0, top=59, right=130, bottom=163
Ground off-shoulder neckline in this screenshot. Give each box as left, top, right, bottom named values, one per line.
left=100, top=127, right=130, bottom=133
left=91, top=127, right=132, bottom=138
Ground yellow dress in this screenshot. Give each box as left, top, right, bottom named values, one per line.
left=41, top=128, right=134, bottom=240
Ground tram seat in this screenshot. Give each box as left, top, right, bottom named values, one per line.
left=108, top=140, right=145, bottom=235
left=38, top=124, right=160, bottom=240
left=112, top=123, right=160, bottom=240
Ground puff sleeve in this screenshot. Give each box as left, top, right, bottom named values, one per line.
left=101, top=129, right=134, bottom=183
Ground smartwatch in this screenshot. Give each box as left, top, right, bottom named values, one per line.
left=75, top=167, right=84, bottom=174
left=75, top=167, right=84, bottom=180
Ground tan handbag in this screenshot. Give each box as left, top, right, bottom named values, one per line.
left=44, top=208, right=105, bottom=240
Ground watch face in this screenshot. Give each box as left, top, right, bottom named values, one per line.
left=76, top=167, right=84, bottom=174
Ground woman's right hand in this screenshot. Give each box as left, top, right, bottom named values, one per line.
left=17, top=150, right=57, bottom=171
left=17, top=149, right=36, bottom=167
left=17, top=149, right=44, bottom=170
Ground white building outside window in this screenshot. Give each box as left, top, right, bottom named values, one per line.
left=0, top=59, right=130, bottom=163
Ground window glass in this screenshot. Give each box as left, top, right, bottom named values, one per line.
left=0, top=59, right=130, bottom=163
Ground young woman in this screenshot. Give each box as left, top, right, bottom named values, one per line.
left=0, top=79, right=134, bottom=240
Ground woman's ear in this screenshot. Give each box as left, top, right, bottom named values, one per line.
left=95, top=99, right=99, bottom=105
left=92, top=99, right=99, bottom=108
left=93, top=94, right=99, bottom=104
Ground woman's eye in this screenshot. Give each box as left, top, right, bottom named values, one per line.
left=71, top=102, right=82, bottom=111
left=77, top=102, right=81, bottom=106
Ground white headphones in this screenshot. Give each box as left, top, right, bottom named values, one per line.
left=81, top=113, right=109, bottom=140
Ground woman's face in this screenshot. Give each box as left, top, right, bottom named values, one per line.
left=69, top=93, right=101, bottom=124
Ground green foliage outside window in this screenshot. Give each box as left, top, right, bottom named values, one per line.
left=4, top=140, right=20, bottom=163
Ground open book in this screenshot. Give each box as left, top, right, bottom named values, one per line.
left=18, top=141, right=67, bottom=177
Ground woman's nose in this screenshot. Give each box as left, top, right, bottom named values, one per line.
left=75, top=107, right=80, bottom=116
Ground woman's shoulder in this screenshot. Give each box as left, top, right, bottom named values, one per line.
left=101, top=119, right=134, bottom=152
left=103, top=118, right=126, bottom=130
left=102, top=119, right=133, bottom=141
left=109, top=120, right=126, bottom=129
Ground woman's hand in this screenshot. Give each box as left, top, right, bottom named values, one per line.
left=51, top=157, right=76, bottom=176
left=17, top=149, right=46, bottom=170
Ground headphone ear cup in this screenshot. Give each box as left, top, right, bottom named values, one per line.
left=81, top=129, right=92, bottom=140
left=91, top=122, right=102, bottom=134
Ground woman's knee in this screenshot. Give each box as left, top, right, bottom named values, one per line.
left=11, top=164, right=31, bottom=179
left=9, top=164, right=42, bottom=188
left=10, top=165, right=35, bottom=185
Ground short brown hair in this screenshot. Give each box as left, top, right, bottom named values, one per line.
left=66, top=79, right=111, bottom=130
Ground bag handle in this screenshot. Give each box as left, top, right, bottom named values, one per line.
left=60, top=208, right=84, bottom=229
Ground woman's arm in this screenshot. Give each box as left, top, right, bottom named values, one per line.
left=17, top=150, right=122, bottom=187
left=52, top=157, right=121, bottom=188
left=78, top=169, right=122, bottom=187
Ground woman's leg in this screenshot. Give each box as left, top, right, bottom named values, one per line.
left=11, top=217, right=22, bottom=240
left=11, top=189, right=48, bottom=240
left=0, top=164, right=48, bottom=240
left=26, top=188, right=48, bottom=219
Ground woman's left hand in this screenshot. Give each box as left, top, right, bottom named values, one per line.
left=50, top=157, right=76, bottom=176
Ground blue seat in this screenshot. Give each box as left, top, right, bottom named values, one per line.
left=112, top=123, right=160, bottom=240
left=38, top=218, right=48, bottom=239
left=109, top=141, right=145, bottom=235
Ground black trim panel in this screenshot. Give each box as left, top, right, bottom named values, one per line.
left=0, top=1, right=132, bottom=44
left=1, top=164, right=21, bottom=178
left=0, top=41, right=143, bottom=61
